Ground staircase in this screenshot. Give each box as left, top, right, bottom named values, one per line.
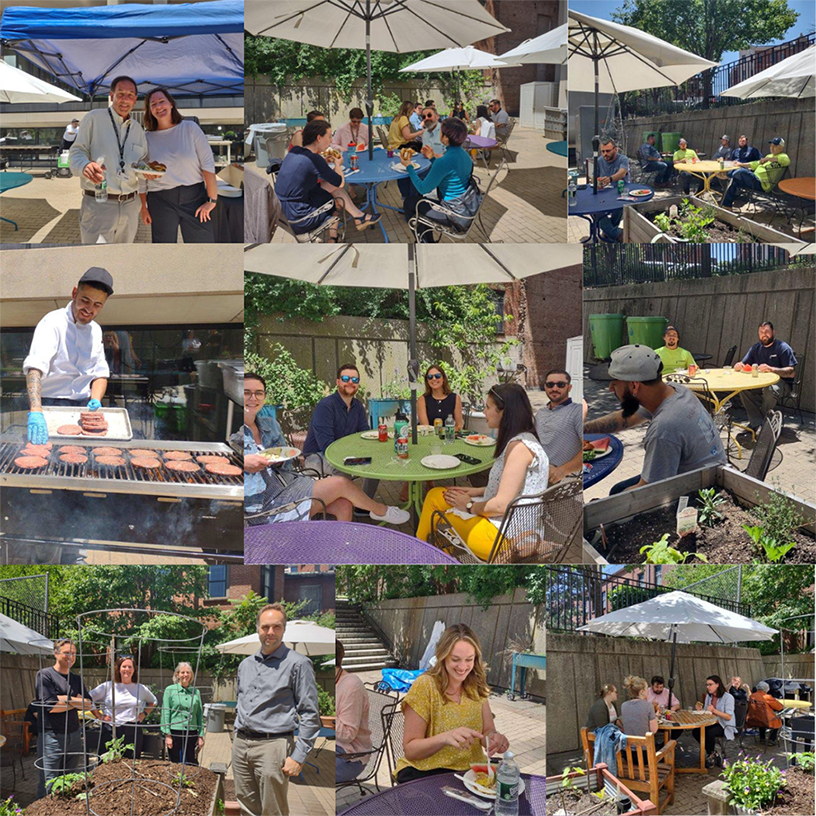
left=335, top=598, right=397, bottom=673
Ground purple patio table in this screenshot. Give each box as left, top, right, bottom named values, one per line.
left=337, top=772, right=545, bottom=816
left=464, top=134, right=498, bottom=149
left=583, top=433, right=624, bottom=490
left=244, top=521, right=459, bottom=565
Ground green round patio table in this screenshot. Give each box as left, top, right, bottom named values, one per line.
left=325, top=432, right=495, bottom=518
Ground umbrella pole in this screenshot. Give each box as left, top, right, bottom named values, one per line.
left=366, top=3, right=374, bottom=162
left=668, top=626, right=678, bottom=703
left=592, top=35, right=599, bottom=195
left=408, top=244, right=418, bottom=445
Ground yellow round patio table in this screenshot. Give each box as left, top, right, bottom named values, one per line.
left=675, top=160, right=730, bottom=201
left=782, top=699, right=812, bottom=710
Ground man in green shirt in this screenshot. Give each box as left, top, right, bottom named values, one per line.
left=722, top=137, right=790, bottom=209
left=656, top=326, right=696, bottom=373
left=672, top=138, right=703, bottom=195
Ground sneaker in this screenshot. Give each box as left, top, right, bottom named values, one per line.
left=370, top=506, right=411, bottom=525
left=705, top=753, right=716, bottom=768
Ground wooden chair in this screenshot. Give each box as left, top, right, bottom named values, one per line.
left=582, top=727, right=676, bottom=816
left=0, top=709, right=29, bottom=791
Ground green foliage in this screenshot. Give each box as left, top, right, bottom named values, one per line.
left=560, top=766, right=585, bottom=791
left=654, top=199, right=717, bottom=241
left=245, top=345, right=328, bottom=412
left=172, top=771, right=195, bottom=788
left=697, top=488, right=726, bottom=527
left=751, top=489, right=805, bottom=545
left=743, top=524, right=796, bottom=563
left=720, top=754, right=785, bottom=811
left=606, top=585, right=655, bottom=612
left=0, top=795, right=24, bottom=816
left=216, top=800, right=226, bottom=815
left=790, top=751, right=815, bottom=772
left=640, top=534, right=707, bottom=565
left=48, top=773, right=87, bottom=798
left=653, top=212, right=672, bottom=232
left=102, top=735, right=135, bottom=764
left=318, top=686, right=336, bottom=717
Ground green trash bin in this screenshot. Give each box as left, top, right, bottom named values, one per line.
left=661, top=132, right=681, bottom=155
left=589, top=314, right=625, bottom=360
left=627, top=316, right=668, bottom=349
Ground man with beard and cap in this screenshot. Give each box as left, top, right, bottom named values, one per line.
left=584, top=345, right=726, bottom=495
left=734, top=321, right=797, bottom=430
left=232, top=604, right=320, bottom=816
left=23, top=267, right=113, bottom=445
left=655, top=325, right=696, bottom=374
left=535, top=369, right=583, bottom=484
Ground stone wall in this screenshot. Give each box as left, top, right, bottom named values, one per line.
left=582, top=267, right=816, bottom=411
left=622, top=97, right=814, bottom=178
left=362, top=588, right=545, bottom=698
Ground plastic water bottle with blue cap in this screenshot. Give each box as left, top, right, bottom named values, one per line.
left=494, top=750, right=519, bottom=815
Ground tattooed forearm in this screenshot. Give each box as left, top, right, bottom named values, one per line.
left=26, top=369, right=43, bottom=411
left=583, top=411, right=625, bottom=435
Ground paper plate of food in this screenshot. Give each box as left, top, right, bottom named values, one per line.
left=417, top=424, right=436, bottom=436
left=132, top=160, right=167, bottom=177
left=462, top=766, right=525, bottom=800
left=260, top=446, right=300, bottom=464
left=583, top=437, right=612, bottom=462
left=360, top=430, right=393, bottom=440
left=464, top=434, right=496, bottom=447
left=321, top=148, right=343, bottom=162
left=628, top=188, right=652, bottom=197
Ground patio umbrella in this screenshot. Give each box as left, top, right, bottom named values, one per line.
left=244, top=243, right=582, bottom=442
left=577, top=590, right=777, bottom=701
left=399, top=46, right=520, bottom=107
left=721, top=44, right=815, bottom=99
left=244, top=0, right=508, bottom=161
left=0, top=612, right=54, bottom=655
left=771, top=243, right=816, bottom=257
left=498, top=22, right=568, bottom=65
left=568, top=9, right=717, bottom=193
left=0, top=60, right=81, bottom=104
left=215, top=619, right=335, bottom=657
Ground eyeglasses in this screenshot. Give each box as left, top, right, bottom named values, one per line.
left=340, top=375, right=360, bottom=384
left=426, top=373, right=443, bottom=380
left=244, top=390, right=265, bottom=399
left=545, top=381, right=568, bottom=389
left=424, top=114, right=434, bottom=119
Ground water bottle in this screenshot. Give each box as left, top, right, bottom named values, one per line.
left=494, top=751, right=520, bottom=816
left=94, top=155, right=108, bottom=202
left=444, top=414, right=455, bottom=443
left=568, top=174, right=577, bottom=207
left=393, top=410, right=408, bottom=455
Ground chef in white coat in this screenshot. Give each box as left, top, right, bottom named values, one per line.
left=23, top=267, right=113, bottom=444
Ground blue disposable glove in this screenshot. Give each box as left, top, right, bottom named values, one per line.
left=87, top=399, right=102, bottom=411
left=28, top=411, right=49, bottom=445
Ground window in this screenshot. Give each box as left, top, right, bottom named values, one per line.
left=209, top=565, right=227, bottom=597
left=299, top=585, right=321, bottom=616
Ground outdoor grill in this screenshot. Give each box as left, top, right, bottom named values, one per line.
left=0, top=437, right=243, bottom=560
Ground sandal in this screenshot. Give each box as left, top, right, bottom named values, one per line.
left=353, top=213, right=383, bottom=231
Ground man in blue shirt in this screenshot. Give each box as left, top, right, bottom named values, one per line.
left=409, top=103, right=424, bottom=132
left=638, top=134, right=673, bottom=186
left=420, top=106, right=446, bottom=159
left=731, top=134, right=761, bottom=164
left=595, top=138, right=630, bottom=242
left=734, top=322, right=797, bottom=430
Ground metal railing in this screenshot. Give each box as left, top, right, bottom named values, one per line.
left=543, top=566, right=750, bottom=634
left=584, top=243, right=813, bottom=288
left=620, top=33, right=815, bottom=117
left=0, top=596, right=60, bottom=640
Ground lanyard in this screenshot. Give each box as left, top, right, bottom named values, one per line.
left=107, top=108, right=132, bottom=176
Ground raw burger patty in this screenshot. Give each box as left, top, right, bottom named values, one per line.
left=57, top=424, right=83, bottom=435
left=129, top=449, right=158, bottom=458
left=82, top=428, right=108, bottom=436
left=205, top=462, right=242, bottom=477
left=165, top=460, right=200, bottom=473
left=60, top=453, right=88, bottom=465
left=59, top=445, right=86, bottom=455
left=14, top=455, right=48, bottom=469
left=91, top=447, right=122, bottom=457
left=163, top=451, right=193, bottom=460
left=22, top=444, right=52, bottom=456
left=132, top=458, right=162, bottom=470
left=196, top=455, right=229, bottom=464
left=94, top=455, right=126, bottom=467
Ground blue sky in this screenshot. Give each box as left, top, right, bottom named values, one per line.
left=570, top=0, right=815, bottom=64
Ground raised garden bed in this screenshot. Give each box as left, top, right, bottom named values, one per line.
left=624, top=195, right=804, bottom=245
left=703, top=765, right=814, bottom=815
left=545, top=765, right=656, bottom=816
left=583, top=466, right=816, bottom=565
left=25, top=759, right=222, bottom=816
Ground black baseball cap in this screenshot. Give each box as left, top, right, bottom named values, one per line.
left=78, top=267, right=114, bottom=295
left=769, top=137, right=785, bottom=146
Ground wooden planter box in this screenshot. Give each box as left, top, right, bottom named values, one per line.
left=623, top=195, right=805, bottom=244
left=546, top=764, right=657, bottom=816
left=583, top=465, right=816, bottom=564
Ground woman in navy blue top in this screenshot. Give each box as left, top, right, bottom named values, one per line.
left=417, top=364, right=463, bottom=430
left=275, top=119, right=381, bottom=238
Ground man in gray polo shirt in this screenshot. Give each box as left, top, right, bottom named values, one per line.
left=583, top=345, right=726, bottom=495
left=233, top=603, right=320, bottom=816
left=535, top=369, right=583, bottom=484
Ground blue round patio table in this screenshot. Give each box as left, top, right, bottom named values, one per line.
left=337, top=772, right=546, bottom=815
left=244, top=520, right=458, bottom=565
left=0, top=171, right=33, bottom=230
left=571, top=183, right=654, bottom=244
left=546, top=140, right=568, bottom=157
left=343, top=148, right=430, bottom=243
left=583, top=433, right=624, bottom=490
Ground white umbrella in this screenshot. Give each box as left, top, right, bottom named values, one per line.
left=0, top=612, right=54, bottom=655
left=498, top=23, right=568, bottom=65
left=215, top=619, right=335, bottom=657
left=244, top=243, right=582, bottom=440
left=568, top=9, right=718, bottom=193
left=721, top=45, right=815, bottom=99
left=244, top=0, right=508, bottom=160
left=0, top=59, right=81, bottom=104
left=577, top=590, right=777, bottom=700
left=770, top=243, right=815, bottom=257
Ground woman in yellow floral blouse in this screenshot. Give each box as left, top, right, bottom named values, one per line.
left=395, top=623, right=510, bottom=782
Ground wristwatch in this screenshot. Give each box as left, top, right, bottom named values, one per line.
left=207, top=197, right=217, bottom=204
left=466, top=500, right=474, bottom=512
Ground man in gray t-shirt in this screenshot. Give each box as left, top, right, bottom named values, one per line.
left=583, top=344, right=726, bottom=495
left=594, top=139, right=630, bottom=242
left=489, top=99, right=510, bottom=140
left=535, top=368, right=583, bottom=483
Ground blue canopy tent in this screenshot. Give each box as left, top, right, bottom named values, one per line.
left=0, top=0, right=243, bottom=99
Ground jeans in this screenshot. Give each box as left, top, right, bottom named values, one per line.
left=42, top=729, right=83, bottom=794
left=723, top=169, right=763, bottom=207
left=645, top=161, right=672, bottom=184
left=609, top=474, right=642, bottom=495
left=597, top=210, right=622, bottom=241
left=335, top=745, right=365, bottom=783
left=680, top=173, right=704, bottom=195
left=739, top=381, right=792, bottom=429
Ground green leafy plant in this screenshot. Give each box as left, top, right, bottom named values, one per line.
left=752, top=489, right=805, bottom=546
left=653, top=212, right=672, bottom=232
left=743, top=525, right=796, bottom=563
left=789, top=751, right=815, bottom=772
left=216, top=799, right=226, bottom=815
left=720, top=754, right=785, bottom=811
left=0, top=795, right=24, bottom=816
left=101, top=735, right=135, bottom=764
left=640, top=534, right=708, bottom=565
left=318, top=686, right=336, bottom=717
left=245, top=346, right=328, bottom=412
left=172, top=771, right=195, bottom=788
left=697, top=488, right=726, bottom=527
left=48, top=773, right=87, bottom=798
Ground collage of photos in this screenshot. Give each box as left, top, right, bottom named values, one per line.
left=0, top=1, right=814, bottom=816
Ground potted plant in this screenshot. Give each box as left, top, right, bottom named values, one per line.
left=318, top=686, right=336, bottom=730
left=720, top=754, right=786, bottom=814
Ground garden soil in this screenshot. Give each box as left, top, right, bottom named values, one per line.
left=764, top=767, right=815, bottom=816
left=646, top=213, right=759, bottom=243
left=546, top=787, right=617, bottom=816
left=25, top=760, right=219, bottom=816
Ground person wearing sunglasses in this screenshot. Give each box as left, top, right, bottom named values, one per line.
left=417, top=364, right=463, bottom=431
left=415, top=384, right=549, bottom=560
left=535, top=369, right=583, bottom=485
left=420, top=107, right=446, bottom=160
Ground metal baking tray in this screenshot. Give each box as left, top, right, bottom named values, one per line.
left=42, top=406, right=133, bottom=441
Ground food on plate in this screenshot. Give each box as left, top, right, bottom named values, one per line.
left=14, top=455, right=49, bottom=469
left=163, top=451, right=193, bottom=460
left=399, top=147, right=416, bottom=163
left=165, top=460, right=201, bottom=473
left=78, top=412, right=108, bottom=436
left=91, top=447, right=123, bottom=457
left=60, top=453, right=88, bottom=465
left=320, top=148, right=342, bottom=161
left=82, top=427, right=108, bottom=436
left=205, top=462, right=242, bottom=477
left=131, top=458, right=162, bottom=470
left=95, top=455, right=126, bottom=467
left=132, top=160, right=167, bottom=173
left=473, top=773, right=496, bottom=790
left=583, top=448, right=596, bottom=462
left=57, top=424, right=84, bottom=435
